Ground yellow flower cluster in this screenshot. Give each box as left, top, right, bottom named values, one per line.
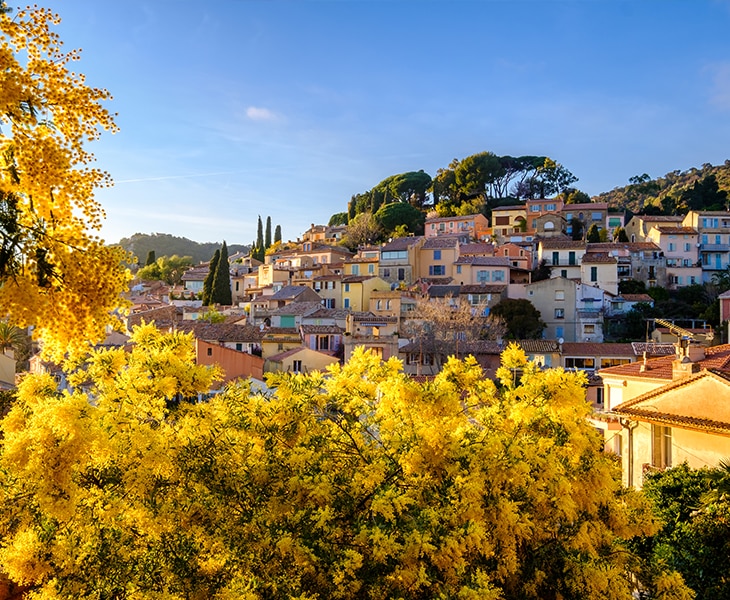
left=0, top=6, right=130, bottom=361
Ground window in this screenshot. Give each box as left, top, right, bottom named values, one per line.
left=322, top=298, right=335, bottom=308
left=716, top=234, right=722, bottom=245
left=376, top=300, right=382, bottom=310
left=397, top=268, right=405, bottom=281
left=652, top=424, right=672, bottom=469
left=495, top=216, right=509, bottom=226
left=351, top=265, right=359, bottom=275
left=456, top=265, right=462, bottom=274
left=531, top=204, right=541, bottom=212
left=344, top=283, right=350, bottom=292
left=684, top=243, right=691, bottom=252
left=344, top=298, right=350, bottom=308
left=368, top=264, right=374, bottom=274
left=382, top=268, right=390, bottom=278
left=565, top=213, right=573, bottom=221
left=565, top=357, right=595, bottom=370
left=382, top=250, right=408, bottom=261
left=235, top=281, right=240, bottom=291
left=552, top=251, right=559, bottom=265
left=568, top=251, right=576, bottom=265
left=386, top=300, right=391, bottom=310
left=702, top=234, right=708, bottom=244
left=668, top=243, right=675, bottom=252
left=555, top=308, right=565, bottom=319
left=561, top=270, right=568, bottom=278
left=477, top=270, right=489, bottom=283
left=433, top=250, right=442, bottom=260
left=316, top=336, right=329, bottom=351
left=600, top=358, right=631, bottom=368
left=555, top=290, right=565, bottom=301
left=492, top=270, right=505, bottom=282
left=546, top=203, right=556, bottom=211
left=583, top=324, right=595, bottom=334
left=591, top=212, right=602, bottom=221
left=293, top=360, right=302, bottom=373
left=235, top=343, right=242, bottom=351
left=429, top=265, right=445, bottom=276
left=590, top=266, right=598, bottom=282
left=207, top=347, right=213, bottom=356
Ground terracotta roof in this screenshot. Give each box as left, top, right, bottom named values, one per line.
left=459, top=284, right=507, bottom=294
left=304, top=307, right=351, bottom=320
left=636, top=215, right=683, bottom=222
left=454, top=256, right=511, bottom=266
left=269, top=301, right=323, bottom=316
left=562, top=342, right=635, bottom=357
left=612, top=369, right=730, bottom=435
left=581, top=253, right=617, bottom=264
left=588, top=242, right=661, bottom=252
left=631, top=342, right=676, bottom=356
left=399, top=340, right=502, bottom=355
left=515, top=339, right=561, bottom=353
left=425, top=213, right=483, bottom=224
left=380, top=236, right=424, bottom=251
left=459, top=243, right=494, bottom=256
left=423, top=236, right=461, bottom=249
left=176, top=322, right=264, bottom=342
left=561, top=202, right=608, bottom=210
left=342, top=275, right=379, bottom=284
left=269, top=285, right=316, bottom=301
left=599, top=344, right=730, bottom=380
left=127, top=305, right=183, bottom=330
left=427, top=285, right=461, bottom=298
left=654, top=226, right=698, bottom=234
left=539, top=238, right=587, bottom=250
left=266, top=347, right=306, bottom=362
left=300, top=324, right=344, bottom=334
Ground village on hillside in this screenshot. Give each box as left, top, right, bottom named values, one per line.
left=63, top=199, right=730, bottom=490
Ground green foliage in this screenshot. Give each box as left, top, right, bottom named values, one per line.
left=136, top=254, right=194, bottom=286
left=211, top=241, right=232, bottom=306
left=117, top=233, right=247, bottom=265
left=256, top=215, right=264, bottom=250
left=619, top=279, right=647, bottom=294
left=0, top=341, right=688, bottom=599
left=265, top=216, right=272, bottom=249
left=374, top=201, right=425, bottom=236
left=328, top=212, right=348, bottom=227
left=586, top=223, right=601, bottom=243
left=198, top=308, right=226, bottom=323
left=490, top=299, right=546, bottom=339
left=614, top=226, right=629, bottom=242
left=274, top=224, right=282, bottom=244
left=202, top=249, right=220, bottom=306
left=145, top=250, right=156, bottom=266
left=639, top=463, right=730, bottom=600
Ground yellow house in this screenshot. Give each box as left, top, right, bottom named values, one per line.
left=599, top=342, right=730, bottom=488
left=265, top=346, right=339, bottom=374
left=341, top=275, right=390, bottom=312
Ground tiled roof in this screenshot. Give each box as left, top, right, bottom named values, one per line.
left=588, top=242, right=661, bottom=252
left=561, top=202, right=608, bottom=210
left=269, top=285, right=315, bottom=300
left=423, top=236, right=461, bottom=249
left=599, top=344, right=730, bottom=380
left=581, top=253, right=617, bottom=264
left=176, top=322, right=264, bottom=342
left=127, top=305, right=183, bottom=330
left=427, top=285, right=461, bottom=298
left=539, top=238, right=587, bottom=249
left=425, top=213, right=483, bottom=224
left=655, top=226, right=698, bottom=234
left=267, top=347, right=306, bottom=362
left=515, top=339, right=561, bottom=353
left=269, top=301, right=323, bottom=316
left=300, top=324, right=344, bottom=334
left=342, top=275, right=378, bottom=284
left=380, top=236, right=424, bottom=251
left=399, top=340, right=502, bottom=355
left=304, top=307, right=351, bottom=320
left=636, top=215, right=683, bottom=222
left=459, top=243, right=494, bottom=255
left=459, top=284, right=507, bottom=294
left=454, top=256, right=511, bottom=266
left=611, top=369, right=730, bottom=434
left=562, top=342, right=635, bottom=357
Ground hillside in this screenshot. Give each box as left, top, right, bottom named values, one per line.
left=117, top=233, right=249, bottom=264
left=595, top=160, right=730, bottom=214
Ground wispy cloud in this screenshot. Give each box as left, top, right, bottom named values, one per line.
left=706, top=62, right=730, bottom=110
left=246, top=106, right=279, bottom=122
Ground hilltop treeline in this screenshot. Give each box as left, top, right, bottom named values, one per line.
left=118, top=233, right=248, bottom=265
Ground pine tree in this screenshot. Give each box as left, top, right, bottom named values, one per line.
left=212, top=241, right=232, bottom=306
left=145, top=250, right=156, bottom=266
left=202, top=249, right=220, bottom=306
left=265, top=216, right=272, bottom=249
left=274, top=224, right=282, bottom=244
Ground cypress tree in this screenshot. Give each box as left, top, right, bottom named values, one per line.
left=202, top=249, right=220, bottom=306
left=274, top=224, right=282, bottom=244
left=256, top=216, right=264, bottom=251
left=145, top=250, right=156, bottom=266
left=586, top=223, right=601, bottom=243
left=212, top=241, right=232, bottom=306
left=265, top=216, right=272, bottom=249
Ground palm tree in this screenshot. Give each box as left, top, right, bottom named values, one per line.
left=0, top=321, right=25, bottom=357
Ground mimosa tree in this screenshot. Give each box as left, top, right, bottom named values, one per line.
left=0, top=5, right=130, bottom=361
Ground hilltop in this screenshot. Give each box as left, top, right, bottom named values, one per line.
left=117, top=233, right=249, bottom=264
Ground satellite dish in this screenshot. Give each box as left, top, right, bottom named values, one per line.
left=558, top=337, right=565, bottom=345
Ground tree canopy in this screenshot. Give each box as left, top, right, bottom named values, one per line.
left=0, top=337, right=692, bottom=599
left=0, top=5, right=131, bottom=360
left=491, top=299, right=546, bottom=339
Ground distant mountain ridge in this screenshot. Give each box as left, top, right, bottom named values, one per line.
left=116, top=233, right=249, bottom=264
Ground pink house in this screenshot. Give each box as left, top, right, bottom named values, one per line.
left=425, top=213, right=489, bottom=240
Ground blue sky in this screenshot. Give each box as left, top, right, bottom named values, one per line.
left=37, top=0, right=730, bottom=245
